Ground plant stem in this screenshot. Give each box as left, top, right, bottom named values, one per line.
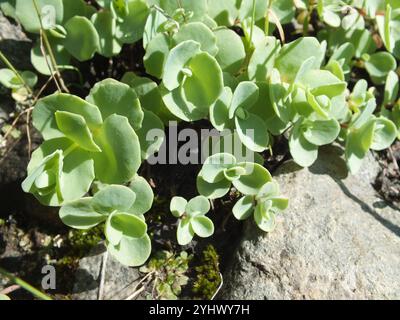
left=32, top=0, right=69, bottom=93
left=0, top=267, right=52, bottom=300
left=0, top=50, right=33, bottom=95
left=264, top=0, right=273, bottom=36
left=249, top=0, right=257, bottom=49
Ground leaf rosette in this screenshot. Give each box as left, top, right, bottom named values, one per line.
left=170, top=195, right=214, bottom=246
left=23, top=79, right=144, bottom=206
left=60, top=182, right=153, bottom=266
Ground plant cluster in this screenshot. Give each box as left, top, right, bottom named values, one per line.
left=0, top=0, right=399, bottom=272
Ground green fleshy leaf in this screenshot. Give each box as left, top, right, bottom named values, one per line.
left=370, top=117, right=397, bottom=151
left=190, top=216, right=214, bottom=237
left=163, top=40, right=201, bottom=91
left=127, top=175, right=154, bottom=215
left=136, top=110, right=165, bottom=160
left=196, top=174, right=231, bottom=200
left=182, top=52, right=223, bottom=109
left=0, top=68, right=20, bottom=89
left=271, top=198, right=289, bottom=211
left=256, top=181, right=280, bottom=201
left=62, top=0, right=96, bottom=23
left=92, top=114, right=141, bottom=184
left=92, top=10, right=122, bottom=57
left=170, top=196, right=187, bottom=218
left=299, top=69, right=346, bottom=98
left=86, top=78, right=144, bottom=131
left=143, top=33, right=171, bottom=79
left=302, top=118, right=340, bottom=146
left=26, top=138, right=95, bottom=206
left=106, top=211, right=147, bottom=243
left=33, top=93, right=103, bottom=140
left=215, top=28, right=246, bottom=74
left=275, top=37, right=325, bottom=84
left=54, top=111, right=101, bottom=152
left=31, top=41, right=71, bottom=76
left=186, top=196, right=210, bottom=216
left=232, top=163, right=272, bottom=195
left=92, top=185, right=136, bottom=213
left=201, top=153, right=236, bottom=183
left=15, top=0, right=64, bottom=33
left=59, top=198, right=106, bottom=229
left=364, top=52, right=397, bottom=85
left=254, top=202, right=276, bottom=232
left=177, top=218, right=194, bottom=245
left=209, top=87, right=233, bottom=131
left=173, top=22, right=218, bottom=56
left=235, top=113, right=269, bottom=152
left=64, top=16, right=99, bottom=61
left=384, top=71, right=399, bottom=106
left=116, top=0, right=149, bottom=44
left=289, top=119, right=319, bottom=167
left=232, top=195, right=254, bottom=220
left=248, top=37, right=280, bottom=81
left=143, top=7, right=168, bottom=48
left=22, top=150, right=63, bottom=206
left=107, top=233, right=151, bottom=266
left=161, top=84, right=209, bottom=121
left=345, top=119, right=376, bottom=174
left=229, top=81, right=259, bottom=118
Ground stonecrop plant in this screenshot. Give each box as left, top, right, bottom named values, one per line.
left=1, top=0, right=399, bottom=267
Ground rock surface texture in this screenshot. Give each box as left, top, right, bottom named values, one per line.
left=221, top=146, right=400, bottom=300
left=73, top=244, right=141, bottom=300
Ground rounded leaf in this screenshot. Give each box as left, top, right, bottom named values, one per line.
left=33, top=93, right=103, bottom=140
left=229, top=81, right=259, bottom=118
left=64, top=16, right=99, bottom=61
left=289, top=120, right=319, bottom=167
left=196, top=174, right=231, bottom=200
left=190, top=216, right=214, bottom=238
left=254, top=202, right=276, bottom=232
left=365, top=52, right=397, bottom=85
left=86, top=78, right=144, bottom=131
left=232, top=163, right=272, bottom=195
left=92, top=10, right=121, bottom=57
left=93, top=185, right=136, bottom=213
left=201, top=153, right=236, bottom=183
left=235, top=113, right=269, bottom=152
left=116, top=0, right=149, bottom=44
left=183, top=52, right=224, bottom=110
left=92, top=114, right=141, bottom=184
left=371, top=117, right=397, bottom=151
left=107, top=233, right=151, bottom=266
left=128, top=175, right=154, bottom=216
left=16, top=0, right=63, bottom=33
left=173, top=22, right=218, bottom=56
left=232, top=195, right=254, bottom=220
left=177, top=219, right=194, bottom=246
left=302, top=118, right=340, bottom=146
left=59, top=198, right=106, bottom=229
left=54, top=111, right=101, bottom=152
left=170, top=196, right=187, bottom=218
left=214, top=28, right=245, bottom=74
left=186, top=196, right=210, bottom=216
left=163, top=40, right=201, bottom=91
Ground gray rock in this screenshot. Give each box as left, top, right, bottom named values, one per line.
left=0, top=11, right=31, bottom=70
left=73, top=244, right=142, bottom=300
left=221, top=146, right=400, bottom=300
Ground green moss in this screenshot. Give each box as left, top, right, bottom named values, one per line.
left=56, top=225, right=103, bottom=269
left=192, top=245, right=221, bottom=300
left=140, top=251, right=192, bottom=300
